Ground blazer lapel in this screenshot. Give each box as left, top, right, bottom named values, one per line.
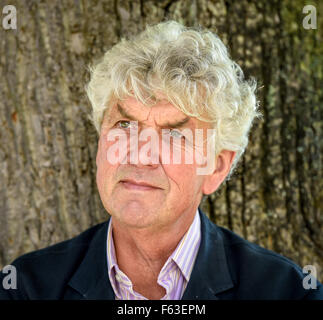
left=181, top=209, right=234, bottom=300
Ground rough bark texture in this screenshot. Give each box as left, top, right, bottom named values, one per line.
left=0, top=0, right=322, bottom=281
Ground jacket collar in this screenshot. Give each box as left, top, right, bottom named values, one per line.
left=68, top=208, right=234, bottom=299
left=181, top=208, right=234, bottom=299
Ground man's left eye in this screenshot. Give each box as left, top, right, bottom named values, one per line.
left=169, top=129, right=184, bottom=139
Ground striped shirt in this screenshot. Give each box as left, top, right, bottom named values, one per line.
left=106, top=210, right=201, bottom=300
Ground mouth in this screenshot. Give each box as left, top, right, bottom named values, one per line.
left=119, top=179, right=162, bottom=191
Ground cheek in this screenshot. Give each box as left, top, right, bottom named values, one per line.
left=97, top=131, right=119, bottom=169
left=96, top=135, right=117, bottom=191
left=96, top=134, right=107, bottom=166
left=163, top=164, right=203, bottom=197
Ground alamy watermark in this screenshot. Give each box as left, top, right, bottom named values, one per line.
left=302, top=5, right=317, bottom=29
left=2, top=5, right=16, bottom=30
left=302, top=265, right=318, bottom=290
left=2, top=265, right=17, bottom=290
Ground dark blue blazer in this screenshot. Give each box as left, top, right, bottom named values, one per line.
left=1, top=209, right=322, bottom=300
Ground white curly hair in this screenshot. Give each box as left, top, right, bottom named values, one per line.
left=86, top=20, right=261, bottom=177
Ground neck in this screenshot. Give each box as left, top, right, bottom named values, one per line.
left=111, top=209, right=197, bottom=276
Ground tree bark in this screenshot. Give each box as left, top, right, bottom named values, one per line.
left=0, top=0, right=322, bottom=281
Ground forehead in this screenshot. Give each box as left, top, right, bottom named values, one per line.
left=115, top=96, right=185, bottom=119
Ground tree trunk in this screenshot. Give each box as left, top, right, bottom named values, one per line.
left=0, top=0, right=322, bottom=281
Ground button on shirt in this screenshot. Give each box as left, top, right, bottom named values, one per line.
left=106, top=210, right=201, bottom=300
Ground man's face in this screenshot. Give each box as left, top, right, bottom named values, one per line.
left=96, top=96, right=214, bottom=231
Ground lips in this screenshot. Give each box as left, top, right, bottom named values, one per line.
left=120, top=179, right=161, bottom=191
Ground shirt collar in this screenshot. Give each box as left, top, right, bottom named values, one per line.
left=161, top=210, right=201, bottom=282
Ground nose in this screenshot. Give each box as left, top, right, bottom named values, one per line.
left=127, top=127, right=161, bottom=169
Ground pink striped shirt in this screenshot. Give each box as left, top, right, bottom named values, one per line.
left=106, top=210, right=201, bottom=300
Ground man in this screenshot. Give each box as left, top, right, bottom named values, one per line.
left=0, top=21, right=322, bottom=300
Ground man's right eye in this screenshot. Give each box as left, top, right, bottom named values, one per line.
left=117, top=120, right=131, bottom=129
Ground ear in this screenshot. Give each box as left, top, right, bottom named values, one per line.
left=202, top=150, right=236, bottom=195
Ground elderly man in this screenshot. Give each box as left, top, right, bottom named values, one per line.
left=1, top=21, right=322, bottom=300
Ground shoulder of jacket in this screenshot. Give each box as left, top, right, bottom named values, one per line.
left=9, top=220, right=108, bottom=269
left=215, top=224, right=304, bottom=274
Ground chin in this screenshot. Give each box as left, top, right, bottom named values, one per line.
left=112, top=201, right=159, bottom=228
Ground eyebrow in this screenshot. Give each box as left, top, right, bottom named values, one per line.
left=117, top=103, right=190, bottom=129
left=117, top=103, right=137, bottom=121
